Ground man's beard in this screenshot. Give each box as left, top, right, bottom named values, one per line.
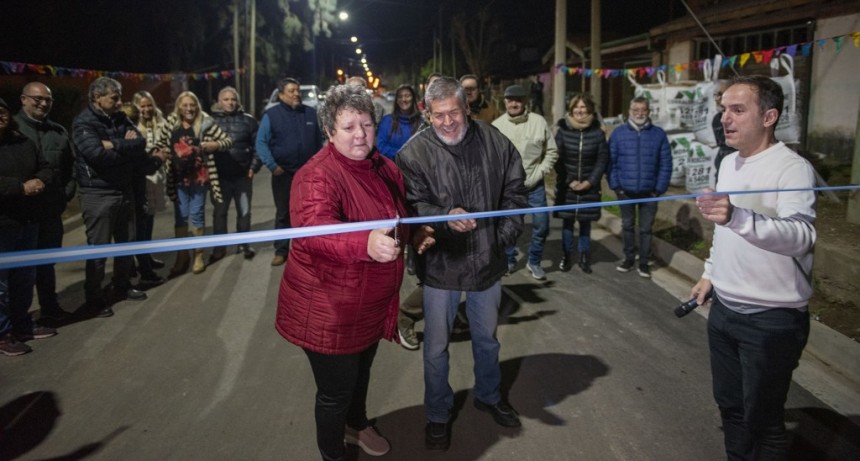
left=434, top=124, right=467, bottom=146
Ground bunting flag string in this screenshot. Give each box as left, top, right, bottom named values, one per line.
left=0, top=61, right=244, bottom=82
left=553, top=29, right=859, bottom=80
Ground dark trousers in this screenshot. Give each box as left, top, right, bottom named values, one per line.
left=271, top=171, right=295, bottom=256
left=133, top=208, right=156, bottom=275
left=35, top=213, right=63, bottom=312
left=80, top=192, right=135, bottom=306
left=619, top=198, right=657, bottom=263
left=303, top=343, right=378, bottom=461
left=708, top=297, right=810, bottom=461
left=0, top=223, right=38, bottom=336
left=212, top=175, right=253, bottom=245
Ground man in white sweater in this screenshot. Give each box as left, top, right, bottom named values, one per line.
left=691, top=75, right=816, bottom=460
left=492, top=84, right=558, bottom=280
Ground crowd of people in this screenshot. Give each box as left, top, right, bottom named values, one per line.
left=0, top=72, right=815, bottom=461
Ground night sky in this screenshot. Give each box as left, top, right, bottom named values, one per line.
left=1, top=0, right=681, bottom=80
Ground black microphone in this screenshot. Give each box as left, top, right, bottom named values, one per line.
left=674, top=289, right=714, bottom=318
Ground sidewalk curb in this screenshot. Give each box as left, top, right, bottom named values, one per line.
left=598, top=213, right=860, bottom=403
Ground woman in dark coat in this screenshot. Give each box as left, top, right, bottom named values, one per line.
left=554, top=93, right=609, bottom=273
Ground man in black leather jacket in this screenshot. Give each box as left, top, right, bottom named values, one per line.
left=210, top=87, right=261, bottom=261
left=396, top=77, right=527, bottom=451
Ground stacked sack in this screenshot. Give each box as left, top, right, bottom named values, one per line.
left=629, top=55, right=802, bottom=192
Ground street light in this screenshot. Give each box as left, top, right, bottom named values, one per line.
left=350, top=36, right=358, bottom=43
left=339, top=11, right=349, bottom=21
left=355, top=48, right=362, bottom=54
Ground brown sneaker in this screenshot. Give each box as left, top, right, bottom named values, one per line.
left=271, top=254, right=286, bottom=266
left=344, top=425, right=390, bottom=456
left=0, top=332, right=33, bottom=356
left=15, top=325, right=58, bottom=342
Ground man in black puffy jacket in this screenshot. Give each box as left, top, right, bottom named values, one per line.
left=15, top=82, right=76, bottom=321
left=73, top=77, right=166, bottom=318
left=210, top=87, right=260, bottom=261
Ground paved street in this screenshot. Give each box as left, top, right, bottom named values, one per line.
left=1, top=169, right=859, bottom=460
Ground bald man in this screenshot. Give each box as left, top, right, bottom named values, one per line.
left=15, top=82, right=76, bottom=322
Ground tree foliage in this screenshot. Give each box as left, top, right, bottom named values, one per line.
left=450, top=3, right=502, bottom=78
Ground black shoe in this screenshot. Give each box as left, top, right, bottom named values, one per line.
left=87, top=302, right=114, bottom=318
left=150, top=258, right=165, bottom=269
left=474, top=399, right=521, bottom=428
left=616, top=259, right=635, bottom=272
left=240, top=245, right=256, bottom=259
left=425, top=422, right=450, bottom=451
left=113, top=288, right=147, bottom=302
left=139, top=272, right=166, bottom=286
left=209, top=248, right=226, bottom=264
left=578, top=253, right=592, bottom=274
left=559, top=253, right=573, bottom=272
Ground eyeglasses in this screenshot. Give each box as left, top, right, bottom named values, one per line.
left=430, top=109, right=465, bottom=123
left=22, top=94, right=54, bottom=105
left=462, top=86, right=478, bottom=93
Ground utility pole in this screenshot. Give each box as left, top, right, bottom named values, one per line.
left=233, top=0, right=241, bottom=98
left=249, top=0, right=256, bottom=116
left=552, top=0, right=567, bottom=123
left=590, top=0, right=601, bottom=115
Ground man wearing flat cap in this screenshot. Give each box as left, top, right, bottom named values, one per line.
left=492, top=84, right=558, bottom=280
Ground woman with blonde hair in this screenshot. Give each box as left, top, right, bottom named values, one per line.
left=155, top=91, right=232, bottom=276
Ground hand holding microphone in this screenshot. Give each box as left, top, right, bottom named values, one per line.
left=675, top=288, right=714, bottom=318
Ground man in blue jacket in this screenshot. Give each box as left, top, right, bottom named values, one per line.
left=255, top=78, right=323, bottom=266
left=608, top=97, right=671, bottom=278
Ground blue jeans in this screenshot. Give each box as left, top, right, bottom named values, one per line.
left=708, top=297, right=809, bottom=460
left=0, top=223, right=38, bottom=336
left=506, top=184, right=549, bottom=265
left=619, top=198, right=657, bottom=263
left=423, top=282, right=502, bottom=423
left=174, top=183, right=207, bottom=228
left=561, top=219, right=592, bottom=254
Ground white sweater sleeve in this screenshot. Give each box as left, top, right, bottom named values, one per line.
left=722, top=159, right=816, bottom=258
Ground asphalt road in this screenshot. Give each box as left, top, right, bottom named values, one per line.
left=1, top=168, right=858, bottom=460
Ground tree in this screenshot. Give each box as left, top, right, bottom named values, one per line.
left=450, top=2, right=502, bottom=78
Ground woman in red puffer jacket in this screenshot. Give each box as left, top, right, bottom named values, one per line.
left=275, top=84, right=433, bottom=461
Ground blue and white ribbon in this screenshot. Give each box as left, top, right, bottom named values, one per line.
left=1, top=185, right=856, bottom=270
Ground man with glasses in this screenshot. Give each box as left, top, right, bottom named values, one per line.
left=608, top=97, right=671, bottom=278
left=15, top=82, right=76, bottom=322
left=396, top=77, right=527, bottom=451
left=458, top=74, right=499, bottom=123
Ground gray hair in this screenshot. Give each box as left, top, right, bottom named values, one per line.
left=218, top=86, right=240, bottom=101
left=88, top=77, right=122, bottom=102
left=319, top=84, right=376, bottom=135
left=424, top=77, right=466, bottom=112
left=630, top=96, right=650, bottom=109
